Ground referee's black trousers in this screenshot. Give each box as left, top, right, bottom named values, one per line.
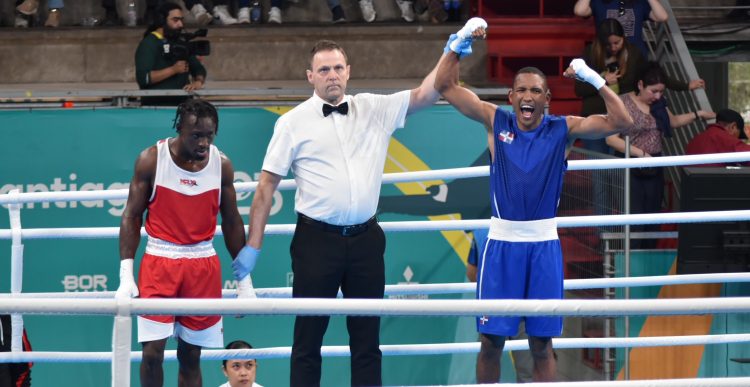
left=289, top=215, right=386, bottom=387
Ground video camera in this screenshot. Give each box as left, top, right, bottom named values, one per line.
left=164, top=29, right=210, bottom=62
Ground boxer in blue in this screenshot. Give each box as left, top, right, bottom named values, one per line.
left=435, top=20, right=633, bottom=382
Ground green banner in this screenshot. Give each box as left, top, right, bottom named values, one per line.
left=0, top=105, right=510, bottom=386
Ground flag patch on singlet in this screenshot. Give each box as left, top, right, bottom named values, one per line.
left=498, top=130, right=514, bottom=144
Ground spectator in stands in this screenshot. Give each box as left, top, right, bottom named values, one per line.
left=220, top=340, right=263, bottom=387
left=605, top=63, right=715, bottom=248
left=189, top=0, right=238, bottom=25
left=267, top=0, right=346, bottom=24
left=576, top=18, right=704, bottom=154
left=573, top=0, right=669, bottom=58
left=443, top=0, right=461, bottom=22
left=100, top=0, right=166, bottom=26
left=415, top=0, right=447, bottom=23
left=686, top=108, right=750, bottom=167
left=135, top=2, right=206, bottom=106
left=100, top=0, right=121, bottom=26
left=14, top=0, right=63, bottom=27
left=359, top=0, right=416, bottom=23
left=235, top=0, right=252, bottom=23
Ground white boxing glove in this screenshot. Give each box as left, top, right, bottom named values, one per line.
left=115, top=258, right=139, bottom=299
left=456, top=17, right=488, bottom=40
left=570, top=58, right=606, bottom=90
left=449, top=17, right=488, bottom=54
left=237, top=275, right=257, bottom=299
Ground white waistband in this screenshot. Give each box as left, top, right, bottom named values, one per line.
left=145, top=237, right=216, bottom=259
left=488, top=217, right=558, bottom=242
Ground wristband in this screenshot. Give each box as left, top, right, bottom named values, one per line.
left=694, top=111, right=699, bottom=120
left=120, top=258, right=134, bottom=278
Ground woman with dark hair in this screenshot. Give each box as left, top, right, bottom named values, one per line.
left=605, top=63, right=715, bottom=248
left=576, top=18, right=704, bottom=152
left=219, top=340, right=263, bottom=387
left=574, top=0, right=668, bottom=57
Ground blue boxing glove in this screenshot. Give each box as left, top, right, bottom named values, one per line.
left=443, top=33, right=459, bottom=55
left=443, top=33, right=474, bottom=59
left=445, top=17, right=487, bottom=59
left=232, top=245, right=260, bottom=280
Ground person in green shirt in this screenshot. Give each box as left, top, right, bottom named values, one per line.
left=135, top=2, right=207, bottom=106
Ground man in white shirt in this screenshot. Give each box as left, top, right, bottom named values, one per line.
left=231, top=22, right=484, bottom=386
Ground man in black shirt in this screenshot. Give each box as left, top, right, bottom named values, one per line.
left=135, top=3, right=207, bottom=106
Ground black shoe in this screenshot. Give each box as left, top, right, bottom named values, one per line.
left=331, top=5, right=346, bottom=23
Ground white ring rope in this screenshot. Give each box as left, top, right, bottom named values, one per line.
left=2, top=333, right=750, bottom=363
left=426, top=378, right=750, bottom=387
left=2, top=209, right=750, bottom=240
left=3, top=297, right=750, bottom=317
left=5, top=272, right=750, bottom=300
left=1, top=152, right=749, bottom=206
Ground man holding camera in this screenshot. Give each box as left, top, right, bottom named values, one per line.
left=135, top=2, right=206, bottom=106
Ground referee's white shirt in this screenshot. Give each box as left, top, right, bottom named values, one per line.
left=262, top=90, right=411, bottom=226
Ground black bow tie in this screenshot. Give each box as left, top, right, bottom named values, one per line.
left=322, top=102, right=349, bottom=117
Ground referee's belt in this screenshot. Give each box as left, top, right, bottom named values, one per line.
left=297, top=213, right=377, bottom=237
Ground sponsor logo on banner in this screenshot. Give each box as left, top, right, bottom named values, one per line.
left=1, top=170, right=283, bottom=217
left=388, top=266, right=427, bottom=300
left=62, top=274, right=108, bottom=292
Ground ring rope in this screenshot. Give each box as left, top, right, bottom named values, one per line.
left=422, top=378, right=750, bottom=386
left=1, top=152, right=749, bottom=206
left=3, top=209, right=750, bottom=240
left=2, top=333, right=750, bottom=363
left=3, top=297, right=750, bottom=317
left=4, top=272, right=750, bottom=300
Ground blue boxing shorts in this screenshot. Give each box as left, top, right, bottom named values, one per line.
left=476, top=217, right=563, bottom=337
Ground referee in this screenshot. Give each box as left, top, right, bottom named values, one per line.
left=231, top=31, right=482, bottom=386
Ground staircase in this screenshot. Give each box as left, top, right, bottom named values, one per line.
left=476, top=0, right=593, bottom=116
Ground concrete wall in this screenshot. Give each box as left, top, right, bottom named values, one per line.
left=0, top=25, right=488, bottom=84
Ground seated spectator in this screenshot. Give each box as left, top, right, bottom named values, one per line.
left=443, top=0, right=461, bottom=21
left=100, top=0, right=166, bottom=26
left=219, top=340, right=263, bottom=387
left=15, top=0, right=63, bottom=27
left=235, top=0, right=251, bottom=24
left=188, top=0, right=238, bottom=25
left=266, top=0, right=345, bottom=24
left=686, top=108, right=750, bottom=167
left=573, top=0, right=669, bottom=58
left=359, top=0, right=415, bottom=23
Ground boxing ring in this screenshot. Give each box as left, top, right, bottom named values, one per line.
left=3, top=152, right=750, bottom=386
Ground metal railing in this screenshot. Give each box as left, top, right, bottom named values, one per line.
left=644, top=0, right=715, bottom=202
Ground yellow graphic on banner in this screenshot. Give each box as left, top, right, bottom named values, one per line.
left=264, top=106, right=295, bottom=116
left=384, top=138, right=473, bottom=265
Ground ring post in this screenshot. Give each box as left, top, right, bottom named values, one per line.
left=112, top=297, right=132, bottom=387
left=8, top=189, right=24, bottom=352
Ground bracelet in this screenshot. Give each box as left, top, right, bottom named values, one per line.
left=694, top=111, right=700, bottom=120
